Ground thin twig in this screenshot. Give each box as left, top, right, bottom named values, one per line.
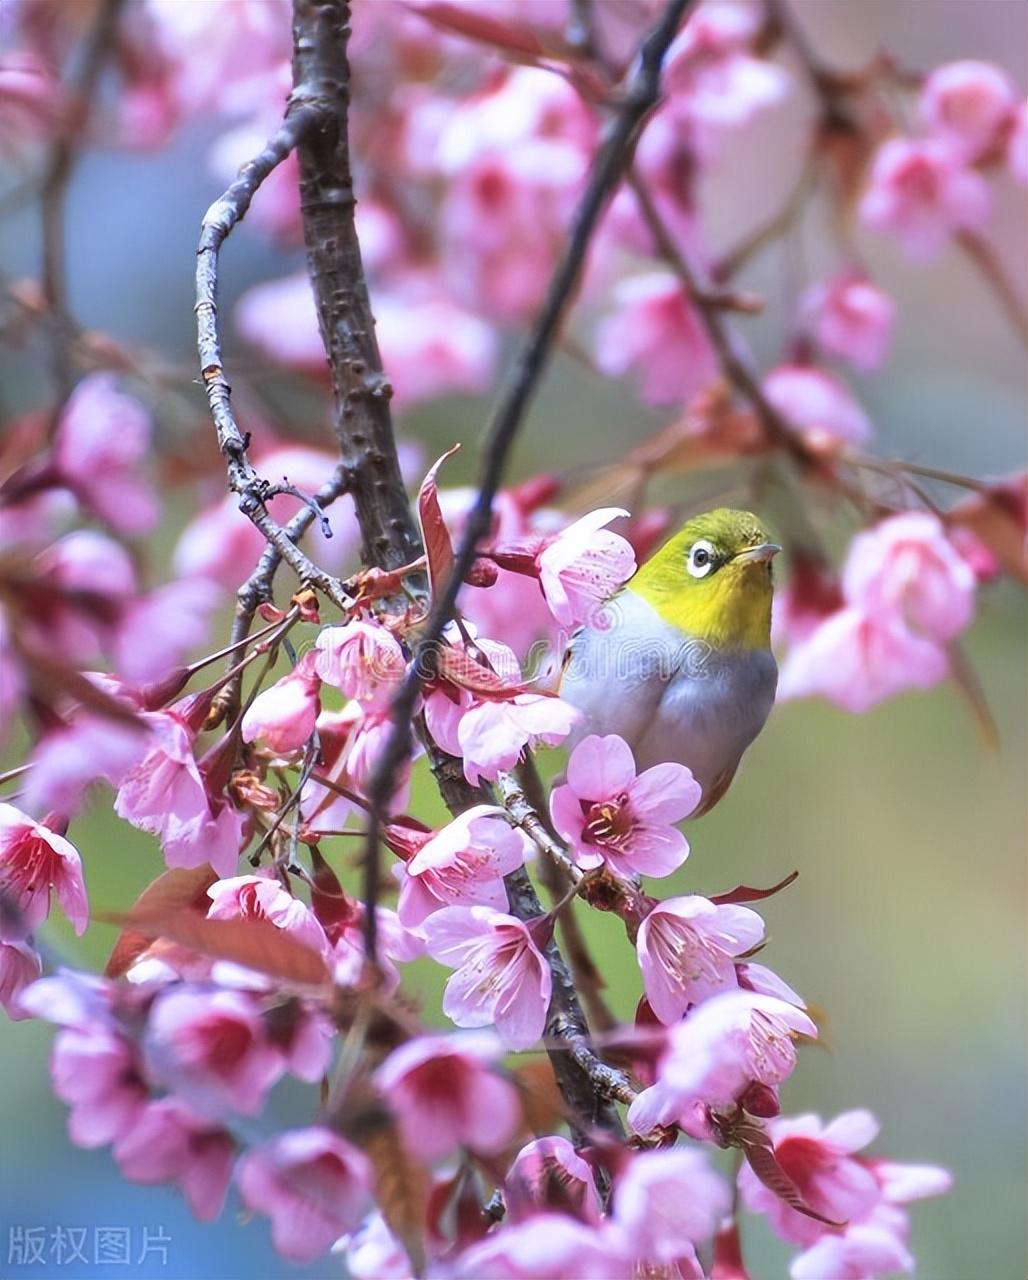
left=957, top=230, right=1028, bottom=345
left=40, top=0, right=125, bottom=408
left=195, top=101, right=353, bottom=611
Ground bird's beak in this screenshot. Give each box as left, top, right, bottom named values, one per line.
left=734, top=542, right=781, bottom=564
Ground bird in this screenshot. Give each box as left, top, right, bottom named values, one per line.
left=559, top=508, right=780, bottom=817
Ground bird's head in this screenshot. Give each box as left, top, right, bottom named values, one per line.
left=629, top=508, right=780, bottom=649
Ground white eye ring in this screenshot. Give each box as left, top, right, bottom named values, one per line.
left=687, top=539, right=716, bottom=579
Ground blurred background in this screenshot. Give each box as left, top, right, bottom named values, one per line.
left=1, top=1, right=1025, bottom=1278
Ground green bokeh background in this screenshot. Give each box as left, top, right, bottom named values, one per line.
left=2, top=2, right=1026, bottom=1278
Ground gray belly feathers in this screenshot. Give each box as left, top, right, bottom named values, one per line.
left=560, top=590, right=777, bottom=798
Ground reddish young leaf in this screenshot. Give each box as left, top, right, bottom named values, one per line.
left=948, top=472, right=1028, bottom=584
left=104, top=865, right=217, bottom=979
left=103, top=908, right=329, bottom=986
left=417, top=444, right=460, bottom=599
left=308, top=845, right=359, bottom=932
left=739, top=1126, right=844, bottom=1226
left=711, top=870, right=799, bottom=907
left=408, top=2, right=546, bottom=59
left=435, top=644, right=541, bottom=701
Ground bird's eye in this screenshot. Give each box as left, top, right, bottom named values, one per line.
left=687, top=539, right=716, bottom=579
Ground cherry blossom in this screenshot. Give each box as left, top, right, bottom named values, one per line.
left=858, top=138, right=990, bottom=260
left=373, top=1031, right=520, bottom=1160
left=763, top=364, right=873, bottom=449
left=395, top=804, right=527, bottom=927
left=664, top=3, right=790, bottom=162
left=143, top=986, right=286, bottom=1117
left=113, top=1097, right=235, bottom=1222
left=504, top=1135, right=602, bottom=1223
left=800, top=274, right=895, bottom=373
left=422, top=906, right=552, bottom=1050
left=628, top=991, right=817, bottom=1137
left=453, top=1213, right=627, bottom=1280
left=114, top=712, right=246, bottom=877
left=594, top=272, right=719, bottom=407
left=637, top=895, right=766, bottom=1024
left=536, top=509, right=637, bottom=628
left=0, top=804, right=88, bottom=939
left=236, top=1127, right=372, bottom=1263
left=550, top=734, right=700, bottom=877
left=241, top=654, right=322, bottom=754
left=919, top=60, right=1017, bottom=161
left=842, top=512, right=977, bottom=642
left=51, top=374, right=158, bottom=535
left=777, top=605, right=951, bottom=713
left=206, top=874, right=330, bottom=958
left=738, top=1109, right=882, bottom=1245
left=0, top=938, right=42, bottom=1019
left=611, top=1146, right=730, bottom=1262
left=314, top=619, right=406, bottom=706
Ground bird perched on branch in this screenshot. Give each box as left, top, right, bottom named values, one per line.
left=560, top=508, right=780, bottom=816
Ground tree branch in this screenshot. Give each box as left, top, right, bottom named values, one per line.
left=41, top=0, right=125, bottom=408
left=195, top=99, right=354, bottom=610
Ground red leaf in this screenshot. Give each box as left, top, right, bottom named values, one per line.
left=102, top=908, right=329, bottom=986
left=948, top=472, right=1028, bottom=584
left=408, top=2, right=546, bottom=59
left=417, top=444, right=460, bottom=599
left=740, top=1127, right=844, bottom=1226
left=711, top=870, right=799, bottom=907
left=435, top=644, right=541, bottom=701
left=308, top=845, right=359, bottom=932
left=104, top=865, right=217, bottom=978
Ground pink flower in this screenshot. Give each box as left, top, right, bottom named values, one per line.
left=23, top=713, right=151, bottom=818
left=236, top=1127, right=372, bottom=1263
left=422, top=906, right=552, bottom=1050
left=790, top=1221, right=915, bottom=1280
left=738, top=1110, right=882, bottom=1245
left=858, top=138, right=990, bottom=260
left=112, top=578, right=219, bottom=685
left=763, top=364, right=872, bottom=449
left=301, top=707, right=412, bottom=836
left=51, top=1023, right=149, bottom=1148
left=550, top=735, right=700, bottom=878
left=612, top=1147, right=730, bottom=1261
left=314, top=619, right=406, bottom=707
left=842, top=513, right=976, bottom=642
left=52, top=374, right=158, bottom=535
left=453, top=1213, right=627, bottom=1279
left=777, top=606, right=950, bottom=713
left=373, top=289, right=498, bottom=407
left=0, top=53, right=61, bottom=148
left=0, top=938, right=42, bottom=1019
left=114, top=713, right=245, bottom=877
left=536, top=509, right=637, bottom=629
left=113, top=1097, right=234, bottom=1222
left=1008, top=100, right=1028, bottom=184
left=595, top=272, right=719, bottom=407
left=206, top=874, right=329, bottom=959
left=664, top=4, right=789, bottom=161
left=637, top=896, right=765, bottom=1025
left=919, top=61, right=1017, bottom=162
left=0, top=804, right=88, bottom=939
left=628, top=991, right=817, bottom=1137
left=800, top=274, right=895, bottom=373
left=504, top=1135, right=602, bottom=1223
left=144, top=987, right=285, bottom=1117
left=241, top=656, right=322, bottom=753
left=396, top=805, right=527, bottom=927
left=373, top=1031, right=520, bottom=1161
left=342, top=1213, right=414, bottom=1280
left=458, top=693, right=579, bottom=786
